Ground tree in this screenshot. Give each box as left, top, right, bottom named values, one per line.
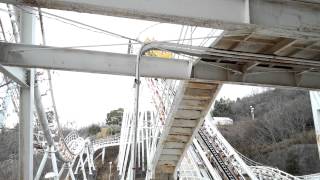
left=286, top=150, right=300, bottom=175
left=211, top=98, right=234, bottom=117
left=88, top=124, right=101, bottom=135
left=106, top=108, right=124, bottom=126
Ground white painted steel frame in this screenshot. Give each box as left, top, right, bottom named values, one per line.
left=0, top=42, right=192, bottom=80
left=2, top=0, right=320, bottom=40
left=1, top=42, right=320, bottom=90
left=310, top=91, right=320, bottom=158
left=18, top=6, right=35, bottom=180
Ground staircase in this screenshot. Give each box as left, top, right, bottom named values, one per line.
left=153, top=80, right=221, bottom=178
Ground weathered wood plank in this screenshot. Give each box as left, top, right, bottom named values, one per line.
left=155, top=81, right=220, bottom=175
left=184, top=88, right=213, bottom=98
left=187, top=82, right=217, bottom=90
left=157, top=160, right=177, bottom=166
left=170, top=127, right=193, bottom=135
left=175, top=110, right=201, bottom=119
left=183, top=95, right=212, bottom=100
left=162, top=148, right=183, bottom=155
left=164, top=142, right=185, bottom=149
left=156, top=165, right=175, bottom=173
left=172, top=119, right=197, bottom=127
left=159, top=155, right=179, bottom=161
left=166, top=135, right=190, bottom=143
left=180, top=99, right=209, bottom=110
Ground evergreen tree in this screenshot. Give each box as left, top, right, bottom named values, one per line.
left=211, top=98, right=234, bottom=117
left=286, top=150, right=300, bottom=175
left=106, top=108, right=124, bottom=126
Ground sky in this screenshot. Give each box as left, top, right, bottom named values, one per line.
left=0, top=5, right=266, bottom=128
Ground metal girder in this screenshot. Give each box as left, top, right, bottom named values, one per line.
left=192, top=62, right=320, bottom=90
left=1, top=42, right=320, bottom=89
left=19, top=70, right=34, bottom=180
left=310, top=91, right=320, bottom=158
left=0, top=42, right=192, bottom=79
left=0, top=65, right=28, bottom=87
left=18, top=7, right=36, bottom=180
left=1, top=0, right=320, bottom=40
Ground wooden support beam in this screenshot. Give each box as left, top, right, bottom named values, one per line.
left=260, top=38, right=297, bottom=55
left=228, top=33, right=253, bottom=50
left=288, top=41, right=319, bottom=57
left=242, top=62, right=259, bottom=73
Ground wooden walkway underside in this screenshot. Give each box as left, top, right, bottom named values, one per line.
left=154, top=80, right=221, bottom=178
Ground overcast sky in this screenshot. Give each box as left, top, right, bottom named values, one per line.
left=0, top=5, right=266, bottom=128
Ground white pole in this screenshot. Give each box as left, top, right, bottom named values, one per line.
left=58, top=163, right=66, bottom=178
left=145, top=112, right=150, bottom=170
left=138, top=120, right=141, bottom=168
left=132, top=45, right=144, bottom=180
left=19, top=6, right=36, bottom=180
left=102, top=148, right=105, bottom=165
left=74, top=155, right=81, bottom=174
left=79, top=152, right=87, bottom=180
left=68, top=162, right=76, bottom=180
left=109, top=161, right=112, bottom=180
left=122, top=115, right=134, bottom=177
left=87, top=147, right=93, bottom=175
left=35, top=149, right=49, bottom=180
left=141, top=112, right=145, bottom=171
left=310, top=91, right=320, bottom=158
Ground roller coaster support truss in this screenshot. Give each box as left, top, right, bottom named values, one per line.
left=18, top=6, right=36, bottom=180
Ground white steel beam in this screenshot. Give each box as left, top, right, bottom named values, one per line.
left=19, top=69, right=34, bottom=180
left=310, top=91, right=320, bottom=158
left=1, top=0, right=320, bottom=40
left=1, top=42, right=320, bottom=89
left=192, top=62, right=320, bottom=90
left=0, top=42, right=192, bottom=79
left=18, top=6, right=35, bottom=180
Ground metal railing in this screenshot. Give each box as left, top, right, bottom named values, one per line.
left=92, top=134, right=120, bottom=151
left=251, top=166, right=300, bottom=180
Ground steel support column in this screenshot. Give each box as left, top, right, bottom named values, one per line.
left=310, top=91, right=320, bottom=158
left=19, top=70, right=34, bottom=180
left=18, top=6, right=36, bottom=180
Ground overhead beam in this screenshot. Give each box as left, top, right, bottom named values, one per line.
left=0, top=42, right=192, bottom=79
left=192, top=62, right=320, bottom=90
left=1, top=0, right=320, bottom=40
left=1, top=42, right=320, bottom=89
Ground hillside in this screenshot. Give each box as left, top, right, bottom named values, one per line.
left=213, top=89, right=320, bottom=175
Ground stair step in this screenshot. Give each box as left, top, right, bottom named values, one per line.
left=172, top=119, right=197, bottom=127
left=175, top=109, right=202, bottom=119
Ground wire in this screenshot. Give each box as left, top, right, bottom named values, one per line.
left=136, top=22, right=162, bottom=41
left=14, top=5, right=141, bottom=43
left=189, top=26, right=197, bottom=46
left=9, top=35, right=221, bottom=52
left=180, top=26, right=189, bottom=45
left=199, top=29, right=216, bottom=47
left=177, top=25, right=185, bottom=45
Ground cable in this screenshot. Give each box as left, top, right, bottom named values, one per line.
left=9, top=35, right=221, bottom=52
left=136, top=22, right=162, bottom=41
left=189, top=26, right=197, bottom=46
left=177, top=25, right=185, bottom=45
left=14, top=5, right=141, bottom=43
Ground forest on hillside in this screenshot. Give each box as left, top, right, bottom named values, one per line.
left=212, top=89, right=320, bottom=175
